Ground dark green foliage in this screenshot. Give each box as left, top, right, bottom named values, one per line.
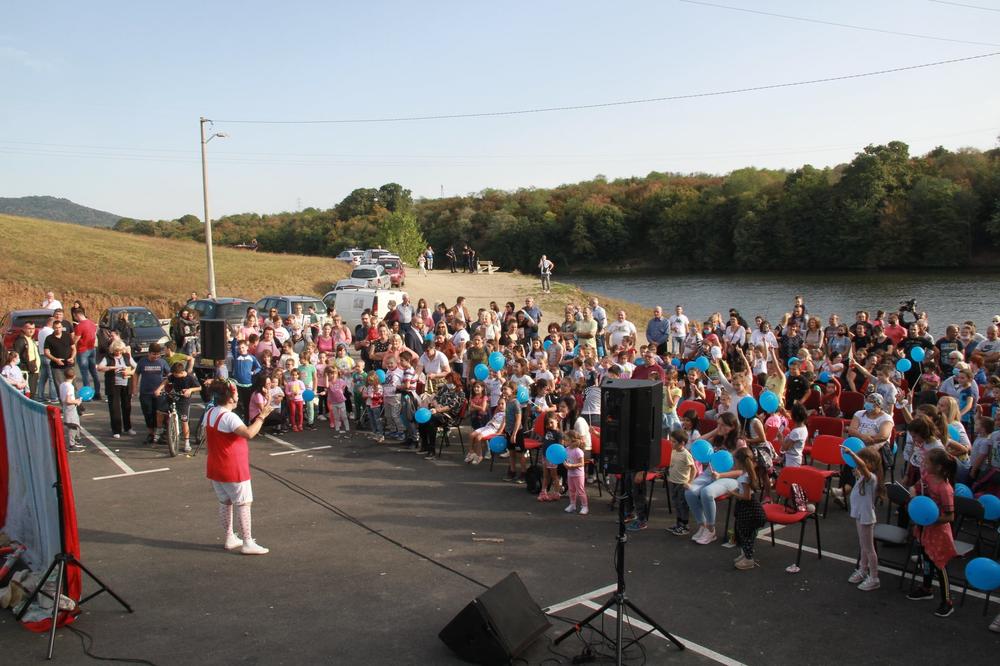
left=1, top=195, right=121, bottom=227
left=112, top=142, right=1000, bottom=270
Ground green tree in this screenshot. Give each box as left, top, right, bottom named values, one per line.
left=376, top=211, right=426, bottom=264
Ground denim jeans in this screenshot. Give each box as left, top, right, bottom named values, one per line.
left=38, top=359, right=56, bottom=401
left=684, top=473, right=739, bottom=525
left=368, top=405, right=384, bottom=435
left=671, top=335, right=685, bottom=355
left=77, top=349, right=100, bottom=393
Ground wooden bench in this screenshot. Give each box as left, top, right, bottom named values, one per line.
left=476, top=260, right=499, bottom=274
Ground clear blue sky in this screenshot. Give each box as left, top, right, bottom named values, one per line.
left=2, top=0, right=998, bottom=219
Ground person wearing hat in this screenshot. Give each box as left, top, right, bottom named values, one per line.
left=835, top=392, right=894, bottom=503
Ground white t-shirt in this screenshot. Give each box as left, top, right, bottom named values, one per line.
left=785, top=425, right=807, bottom=467
left=582, top=385, right=601, bottom=415
left=668, top=314, right=689, bottom=337
left=853, top=409, right=893, bottom=447
left=534, top=369, right=554, bottom=383
left=451, top=328, right=470, bottom=349
left=605, top=320, right=637, bottom=348
left=419, top=352, right=450, bottom=376
left=208, top=406, right=244, bottom=433
left=42, top=298, right=63, bottom=311
left=749, top=330, right=778, bottom=350
left=59, top=381, right=79, bottom=425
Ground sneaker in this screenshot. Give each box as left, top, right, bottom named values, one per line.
left=722, top=538, right=738, bottom=549
left=857, top=577, right=880, bottom=592
left=735, top=558, right=757, bottom=571
left=183, top=442, right=192, bottom=453
left=696, top=529, right=717, bottom=545
left=565, top=504, right=577, bottom=513
left=668, top=525, right=690, bottom=536
left=502, top=473, right=516, bottom=483
left=499, top=451, right=510, bottom=458
left=240, top=539, right=269, bottom=555
left=126, top=429, right=137, bottom=436
left=514, top=476, right=525, bottom=485
left=471, top=454, right=483, bottom=465
left=464, top=452, right=475, bottom=463
left=906, top=587, right=935, bottom=601
left=112, top=433, right=121, bottom=439
left=626, top=519, right=647, bottom=531
left=988, top=614, right=1000, bottom=633
left=68, top=444, right=85, bottom=453
left=734, top=553, right=746, bottom=564
left=537, top=492, right=550, bottom=502
left=319, top=415, right=327, bottom=420
left=691, top=526, right=706, bottom=542
left=224, top=534, right=243, bottom=550
left=934, top=602, right=954, bottom=618
left=848, top=569, right=866, bottom=584
left=579, top=506, right=589, bottom=515
left=424, top=454, right=436, bottom=461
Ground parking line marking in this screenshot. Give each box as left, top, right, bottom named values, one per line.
left=544, top=584, right=618, bottom=614
left=578, top=599, right=746, bottom=666
left=270, top=445, right=333, bottom=457
left=93, top=468, right=171, bottom=481
left=264, top=433, right=301, bottom=450
left=80, top=426, right=171, bottom=480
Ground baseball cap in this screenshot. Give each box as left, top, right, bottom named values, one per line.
left=867, top=393, right=884, bottom=408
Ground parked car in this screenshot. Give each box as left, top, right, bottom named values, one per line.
left=2, top=308, right=53, bottom=351
left=362, top=248, right=392, bottom=264
left=376, top=255, right=406, bottom=287
left=334, top=264, right=392, bottom=291
left=322, top=288, right=406, bottom=330
left=253, top=295, right=328, bottom=321
left=98, top=306, right=170, bottom=357
left=183, top=297, right=253, bottom=329
left=335, top=249, right=364, bottom=263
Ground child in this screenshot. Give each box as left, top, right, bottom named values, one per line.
left=501, top=383, right=525, bottom=483
left=397, top=352, right=419, bottom=447
left=969, top=416, right=998, bottom=494
left=2, top=351, right=28, bottom=393
left=662, top=368, right=682, bottom=433
left=418, top=253, right=426, bottom=275
left=485, top=370, right=504, bottom=413
left=781, top=403, right=808, bottom=467
left=667, top=429, right=696, bottom=535
left=563, top=431, right=589, bottom=515
left=820, top=380, right=842, bottom=418
left=468, top=382, right=490, bottom=430
left=350, top=362, right=366, bottom=425
left=732, top=447, right=766, bottom=570
left=298, top=355, right=318, bottom=430
left=59, top=368, right=84, bottom=453
left=468, top=392, right=504, bottom=465
left=538, top=413, right=563, bottom=502
left=680, top=409, right=701, bottom=444
left=382, top=357, right=404, bottom=440
left=159, top=361, right=201, bottom=452
left=906, top=448, right=959, bottom=617
left=284, top=368, right=306, bottom=432
left=842, top=445, right=884, bottom=591
left=326, top=367, right=350, bottom=434
left=362, top=371, right=385, bottom=442
left=315, top=351, right=329, bottom=420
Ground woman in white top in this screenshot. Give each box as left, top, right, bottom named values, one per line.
left=96, top=341, right=136, bottom=438
left=840, top=393, right=894, bottom=500
left=749, top=321, right=778, bottom=351
left=723, top=315, right=746, bottom=361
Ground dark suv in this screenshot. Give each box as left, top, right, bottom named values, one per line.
left=183, top=297, right=252, bottom=329
left=98, top=306, right=170, bottom=357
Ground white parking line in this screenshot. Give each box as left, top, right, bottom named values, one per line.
left=80, top=426, right=170, bottom=481
left=544, top=584, right=618, bottom=614
left=270, top=446, right=332, bottom=457
left=577, top=599, right=747, bottom=666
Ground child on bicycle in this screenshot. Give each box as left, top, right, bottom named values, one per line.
left=157, top=361, right=201, bottom=453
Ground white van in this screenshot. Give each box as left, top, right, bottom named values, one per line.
left=322, top=288, right=406, bottom=330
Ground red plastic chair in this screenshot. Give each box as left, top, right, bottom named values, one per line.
left=646, top=438, right=675, bottom=515
left=589, top=426, right=603, bottom=497
left=704, top=388, right=716, bottom=405
left=523, top=415, right=545, bottom=466
left=808, top=434, right=845, bottom=516
left=763, top=466, right=825, bottom=568
left=840, top=391, right=866, bottom=416
left=698, top=418, right=717, bottom=436
left=677, top=400, right=706, bottom=420
left=802, top=388, right=821, bottom=412
left=807, top=414, right=846, bottom=439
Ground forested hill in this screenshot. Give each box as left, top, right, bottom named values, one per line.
left=0, top=195, right=122, bottom=227
left=114, top=141, right=1000, bottom=272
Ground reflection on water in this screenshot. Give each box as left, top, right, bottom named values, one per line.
left=564, top=271, right=1000, bottom=333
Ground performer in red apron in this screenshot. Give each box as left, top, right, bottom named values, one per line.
left=204, top=381, right=273, bottom=555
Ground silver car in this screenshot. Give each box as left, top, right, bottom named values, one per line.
left=334, top=264, right=392, bottom=290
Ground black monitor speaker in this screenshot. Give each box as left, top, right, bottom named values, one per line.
left=200, top=319, right=228, bottom=361
left=439, top=572, right=550, bottom=665
left=599, top=378, right=663, bottom=473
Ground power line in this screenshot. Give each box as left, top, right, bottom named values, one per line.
left=929, top=0, right=1000, bottom=12
left=680, top=0, right=1000, bottom=47
left=212, top=52, right=1000, bottom=125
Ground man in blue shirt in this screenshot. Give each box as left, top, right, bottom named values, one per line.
left=231, top=339, right=262, bottom=421
left=646, top=306, right=670, bottom=356
left=133, top=342, right=171, bottom=443
left=521, top=297, right=543, bottom=340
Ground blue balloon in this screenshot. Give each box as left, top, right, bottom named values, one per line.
left=302, top=389, right=315, bottom=402
left=543, top=339, right=552, bottom=350
left=759, top=390, right=780, bottom=414
left=954, top=483, right=974, bottom=499
left=980, top=494, right=1000, bottom=520
left=425, top=332, right=434, bottom=342
left=488, top=352, right=506, bottom=372
left=818, top=371, right=832, bottom=383
left=910, top=346, right=925, bottom=363
left=474, top=363, right=489, bottom=381
left=965, top=557, right=1000, bottom=591
left=947, top=423, right=963, bottom=442
left=488, top=436, right=508, bottom=454
left=684, top=361, right=696, bottom=373
left=896, top=358, right=912, bottom=373
left=691, top=439, right=712, bottom=463
left=670, top=357, right=682, bottom=368
left=634, top=358, right=644, bottom=366
left=710, top=449, right=734, bottom=473
left=516, top=385, right=530, bottom=404
left=841, top=437, right=864, bottom=467
left=376, top=369, right=386, bottom=383
left=908, top=495, right=940, bottom=526
left=545, top=444, right=568, bottom=465
left=694, top=356, right=710, bottom=372
left=78, top=386, right=95, bottom=401
left=737, top=396, right=758, bottom=419
left=414, top=407, right=432, bottom=424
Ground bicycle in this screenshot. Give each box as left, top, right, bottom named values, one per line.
left=162, top=392, right=183, bottom=457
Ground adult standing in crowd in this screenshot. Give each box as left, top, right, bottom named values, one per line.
left=13, top=321, right=40, bottom=399
left=538, top=255, right=554, bottom=294
left=36, top=316, right=56, bottom=402
left=424, top=245, right=434, bottom=270
left=521, top=297, right=543, bottom=341
left=605, top=310, right=637, bottom=350
left=396, top=294, right=414, bottom=333
left=589, top=298, right=607, bottom=336
left=669, top=305, right=689, bottom=356
left=41, top=291, right=62, bottom=311
left=97, top=341, right=136, bottom=439
left=446, top=246, right=457, bottom=273
left=113, top=311, right=135, bottom=351
left=43, top=319, right=76, bottom=390
left=646, top=306, right=670, bottom=356
left=134, top=342, right=170, bottom=444
left=73, top=307, right=100, bottom=400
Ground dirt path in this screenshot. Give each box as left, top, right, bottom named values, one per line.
left=404, top=268, right=559, bottom=313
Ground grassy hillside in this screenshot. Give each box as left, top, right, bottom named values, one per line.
left=0, top=214, right=351, bottom=318
left=0, top=196, right=122, bottom=228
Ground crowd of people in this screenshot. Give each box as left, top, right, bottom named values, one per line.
left=3, top=286, right=1000, bottom=628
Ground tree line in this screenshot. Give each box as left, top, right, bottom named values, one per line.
left=114, top=141, right=1000, bottom=272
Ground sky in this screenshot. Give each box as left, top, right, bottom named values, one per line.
left=2, top=0, right=999, bottom=220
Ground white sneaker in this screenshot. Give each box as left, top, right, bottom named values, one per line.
left=848, top=569, right=866, bottom=584
left=579, top=506, right=589, bottom=515
left=499, top=451, right=510, bottom=458
left=464, top=452, right=474, bottom=463
left=565, top=504, right=577, bottom=513
left=319, top=415, right=327, bottom=420
left=224, top=534, right=243, bottom=550
left=857, top=577, right=880, bottom=592
left=240, top=539, right=269, bottom=555
left=471, top=454, right=483, bottom=465
left=696, top=529, right=717, bottom=545
left=112, top=433, right=121, bottom=439
left=691, top=526, right=706, bottom=542
left=126, top=429, right=137, bottom=435
left=183, top=442, right=192, bottom=453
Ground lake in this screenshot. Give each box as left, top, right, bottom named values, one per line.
left=563, top=271, right=1000, bottom=333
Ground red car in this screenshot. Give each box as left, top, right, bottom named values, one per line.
left=2, top=308, right=54, bottom=351
left=377, top=256, right=406, bottom=287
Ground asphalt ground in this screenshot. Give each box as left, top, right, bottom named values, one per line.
left=3, top=398, right=999, bottom=665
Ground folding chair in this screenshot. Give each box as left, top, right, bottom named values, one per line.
left=436, top=400, right=468, bottom=457
left=807, top=434, right=844, bottom=517
left=873, top=482, right=914, bottom=585
left=763, top=466, right=825, bottom=568
left=677, top=400, right=706, bottom=420
left=954, top=496, right=986, bottom=606
left=840, top=391, right=866, bottom=416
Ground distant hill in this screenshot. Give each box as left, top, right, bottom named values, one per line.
left=0, top=196, right=122, bottom=228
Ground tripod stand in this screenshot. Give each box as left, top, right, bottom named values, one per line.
left=554, top=476, right=683, bottom=664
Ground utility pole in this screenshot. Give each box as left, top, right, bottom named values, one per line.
left=200, top=117, right=227, bottom=297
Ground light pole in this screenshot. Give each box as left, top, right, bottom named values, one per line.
left=199, top=117, right=227, bottom=298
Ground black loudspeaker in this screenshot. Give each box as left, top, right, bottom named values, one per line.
left=599, top=378, right=663, bottom=473
left=200, top=319, right=228, bottom=361
left=439, top=572, right=550, bottom=665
